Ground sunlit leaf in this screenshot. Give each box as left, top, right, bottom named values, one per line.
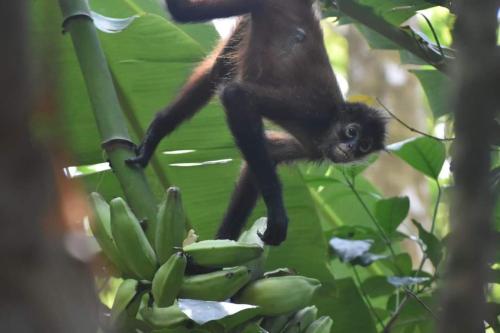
left=177, top=299, right=258, bottom=326
left=388, top=137, right=446, bottom=179
left=330, top=237, right=374, bottom=262
left=387, top=276, right=430, bottom=287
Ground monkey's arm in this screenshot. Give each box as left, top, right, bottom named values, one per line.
left=167, top=0, right=263, bottom=22
left=220, top=82, right=330, bottom=245
left=126, top=25, right=246, bottom=167
left=216, top=131, right=309, bottom=240
left=127, top=66, right=217, bottom=167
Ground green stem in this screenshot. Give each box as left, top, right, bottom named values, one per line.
left=343, top=172, right=401, bottom=274
left=414, top=180, right=442, bottom=292
left=58, top=0, right=158, bottom=244
left=430, top=180, right=442, bottom=234
left=352, top=266, right=386, bottom=330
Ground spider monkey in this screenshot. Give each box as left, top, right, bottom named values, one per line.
left=127, top=0, right=387, bottom=245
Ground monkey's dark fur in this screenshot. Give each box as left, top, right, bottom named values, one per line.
left=127, top=0, right=387, bottom=245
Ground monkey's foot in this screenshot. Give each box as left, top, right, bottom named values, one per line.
left=259, top=214, right=288, bottom=246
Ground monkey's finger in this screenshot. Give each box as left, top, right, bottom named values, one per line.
left=125, top=155, right=149, bottom=168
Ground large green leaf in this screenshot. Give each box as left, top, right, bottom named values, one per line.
left=32, top=1, right=219, bottom=166
left=362, top=275, right=396, bottom=298
left=411, top=69, right=451, bottom=118
left=315, top=278, right=377, bottom=333
left=388, top=137, right=446, bottom=179
left=357, top=0, right=434, bottom=26
left=302, top=164, right=381, bottom=231
left=412, top=220, right=443, bottom=268
left=386, top=294, right=436, bottom=332
left=375, top=197, right=410, bottom=235
left=88, top=0, right=218, bottom=50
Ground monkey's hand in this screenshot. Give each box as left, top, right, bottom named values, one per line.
left=126, top=122, right=165, bottom=168
left=259, top=210, right=288, bottom=246
left=125, top=140, right=155, bottom=168
left=125, top=135, right=159, bottom=168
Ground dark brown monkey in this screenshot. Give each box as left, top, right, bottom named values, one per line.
left=127, top=0, right=387, bottom=245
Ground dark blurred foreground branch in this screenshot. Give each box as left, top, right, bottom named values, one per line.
left=0, top=2, right=98, bottom=332
left=438, top=0, right=500, bottom=332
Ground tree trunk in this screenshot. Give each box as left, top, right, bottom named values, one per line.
left=438, top=0, right=499, bottom=332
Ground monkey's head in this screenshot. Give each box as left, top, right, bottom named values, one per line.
left=321, top=102, right=387, bottom=164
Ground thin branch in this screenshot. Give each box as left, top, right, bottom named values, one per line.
left=342, top=171, right=402, bottom=275
left=430, top=180, right=442, bottom=234
left=414, top=179, right=442, bottom=293
left=376, top=98, right=455, bottom=142
left=383, top=296, right=410, bottom=333
left=404, top=288, right=438, bottom=320
left=352, top=266, right=387, bottom=330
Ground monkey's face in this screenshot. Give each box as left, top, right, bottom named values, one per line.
left=322, top=103, right=387, bottom=164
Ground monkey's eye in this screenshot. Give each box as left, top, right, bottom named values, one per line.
left=359, top=141, right=372, bottom=153
left=345, top=125, right=359, bottom=139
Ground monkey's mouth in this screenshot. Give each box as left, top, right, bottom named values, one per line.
left=333, top=146, right=353, bottom=163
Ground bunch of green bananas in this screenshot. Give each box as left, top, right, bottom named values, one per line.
left=89, top=188, right=332, bottom=333
left=260, top=306, right=334, bottom=333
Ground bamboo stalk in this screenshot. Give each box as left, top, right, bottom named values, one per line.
left=58, top=0, right=158, bottom=244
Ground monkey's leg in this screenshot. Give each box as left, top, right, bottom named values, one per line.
left=216, top=164, right=259, bottom=240
left=221, top=85, right=310, bottom=245
left=167, top=0, right=263, bottom=22
left=216, top=132, right=307, bottom=240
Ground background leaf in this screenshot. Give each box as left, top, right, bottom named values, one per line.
left=412, top=220, right=443, bottom=268
left=375, top=197, right=410, bottom=235
left=388, top=137, right=446, bottom=179
left=411, top=69, right=451, bottom=118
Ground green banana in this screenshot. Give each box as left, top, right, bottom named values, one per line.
left=140, top=304, right=191, bottom=330
left=152, top=252, right=187, bottom=307
left=156, top=187, right=187, bottom=264
left=238, top=218, right=269, bottom=281
left=110, top=279, right=139, bottom=325
left=260, top=314, right=291, bottom=333
left=124, top=290, right=151, bottom=333
left=282, top=306, right=318, bottom=333
left=234, top=276, right=321, bottom=316
left=110, top=197, right=157, bottom=280
left=184, top=239, right=263, bottom=268
left=179, top=266, right=251, bottom=301
left=89, top=192, right=132, bottom=276
left=304, top=316, right=333, bottom=333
